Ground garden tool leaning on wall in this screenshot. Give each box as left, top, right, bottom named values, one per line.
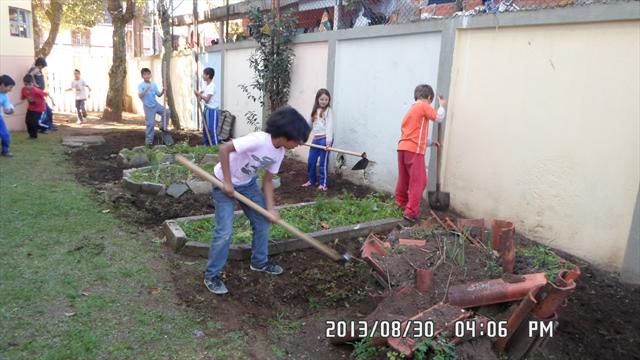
left=158, top=67, right=175, bottom=145
left=175, top=155, right=352, bottom=264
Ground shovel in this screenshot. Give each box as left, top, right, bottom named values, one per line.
left=302, top=143, right=370, bottom=170
left=428, top=122, right=450, bottom=211
left=175, top=155, right=352, bottom=264
left=159, top=68, right=175, bottom=146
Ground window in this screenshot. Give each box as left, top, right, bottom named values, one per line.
left=71, top=29, right=91, bottom=47
left=9, top=7, right=32, bottom=38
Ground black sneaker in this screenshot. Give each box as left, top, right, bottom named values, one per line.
left=250, top=261, right=284, bottom=275
left=203, top=276, right=228, bottom=294
left=403, top=215, right=419, bottom=224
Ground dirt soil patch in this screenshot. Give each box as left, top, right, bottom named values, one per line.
left=64, top=126, right=640, bottom=359
left=68, top=129, right=376, bottom=226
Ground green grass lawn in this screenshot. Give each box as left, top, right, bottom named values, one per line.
left=0, top=132, right=247, bottom=359
left=179, top=194, right=402, bottom=244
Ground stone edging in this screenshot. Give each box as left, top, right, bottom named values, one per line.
left=163, top=201, right=402, bottom=259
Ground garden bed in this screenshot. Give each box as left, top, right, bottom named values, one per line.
left=164, top=194, right=404, bottom=259
left=117, top=143, right=220, bottom=169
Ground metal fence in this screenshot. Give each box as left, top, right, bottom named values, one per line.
left=172, top=0, right=637, bottom=45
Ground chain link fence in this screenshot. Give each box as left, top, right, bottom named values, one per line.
left=173, top=0, right=636, bottom=45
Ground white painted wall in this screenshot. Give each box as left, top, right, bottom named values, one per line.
left=443, top=21, right=640, bottom=270
left=0, top=0, right=34, bottom=130
left=287, top=42, right=329, bottom=161
left=333, top=32, right=442, bottom=192
left=223, top=48, right=263, bottom=137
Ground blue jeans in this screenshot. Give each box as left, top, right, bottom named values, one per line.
left=143, top=104, right=171, bottom=145
left=0, top=114, right=10, bottom=154
left=205, top=177, right=270, bottom=279
left=307, top=137, right=329, bottom=187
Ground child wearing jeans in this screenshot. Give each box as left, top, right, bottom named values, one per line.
left=194, top=67, right=219, bottom=145
left=302, top=88, right=334, bottom=191
left=204, top=106, right=311, bottom=295
left=65, top=69, right=91, bottom=124
left=0, top=75, right=16, bottom=157
left=21, top=75, right=53, bottom=139
left=138, top=68, right=170, bottom=146
left=395, top=84, right=446, bottom=222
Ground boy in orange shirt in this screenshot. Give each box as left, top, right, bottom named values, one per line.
left=396, top=84, right=446, bottom=222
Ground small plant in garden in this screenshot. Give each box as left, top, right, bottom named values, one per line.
left=432, top=333, right=457, bottom=360
left=485, top=249, right=504, bottom=278
left=413, top=338, right=433, bottom=360
left=351, top=338, right=381, bottom=360
left=518, top=244, right=567, bottom=280
left=385, top=350, right=406, bottom=360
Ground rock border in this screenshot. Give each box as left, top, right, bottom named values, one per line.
left=163, top=201, right=403, bottom=259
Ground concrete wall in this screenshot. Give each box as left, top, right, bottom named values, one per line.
left=223, top=48, right=263, bottom=137
left=443, top=20, right=640, bottom=270
left=332, top=32, right=442, bottom=192
left=288, top=42, right=329, bottom=161
left=0, top=0, right=34, bottom=130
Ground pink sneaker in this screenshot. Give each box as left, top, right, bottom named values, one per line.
left=318, top=185, right=328, bottom=191
left=301, top=181, right=313, bottom=187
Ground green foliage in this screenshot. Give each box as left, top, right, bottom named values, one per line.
left=386, top=350, right=406, bottom=360
left=518, top=244, right=567, bottom=280
left=433, top=333, right=457, bottom=360
left=33, top=0, right=105, bottom=31
left=240, top=6, right=298, bottom=125
left=351, top=338, right=381, bottom=360
left=129, top=163, right=215, bottom=187
left=447, top=232, right=466, bottom=268
left=485, top=251, right=503, bottom=278
left=179, top=193, right=402, bottom=244
left=413, top=338, right=433, bottom=360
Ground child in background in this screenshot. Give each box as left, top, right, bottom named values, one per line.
left=138, top=68, right=170, bottom=146
left=194, top=67, right=219, bottom=145
left=65, top=69, right=91, bottom=124
left=204, top=106, right=311, bottom=295
left=302, top=88, right=334, bottom=191
left=395, top=84, right=446, bottom=222
left=21, top=74, right=52, bottom=139
left=0, top=75, right=16, bottom=157
left=27, top=57, right=56, bottom=131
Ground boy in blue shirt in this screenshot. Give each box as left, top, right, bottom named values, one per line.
left=138, top=68, right=171, bottom=146
left=0, top=75, right=17, bottom=157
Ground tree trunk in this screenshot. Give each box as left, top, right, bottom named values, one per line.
left=158, top=0, right=181, bottom=129
left=33, top=0, right=63, bottom=58
left=103, top=0, right=135, bottom=122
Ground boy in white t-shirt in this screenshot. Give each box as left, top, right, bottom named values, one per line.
left=204, top=107, right=311, bottom=295
left=65, top=69, right=91, bottom=124
left=195, top=67, right=220, bottom=145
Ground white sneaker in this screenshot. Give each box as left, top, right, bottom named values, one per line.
left=76, top=119, right=82, bottom=125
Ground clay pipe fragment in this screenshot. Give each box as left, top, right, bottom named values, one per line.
left=448, top=273, right=548, bottom=308
left=175, top=155, right=352, bottom=264
left=495, top=286, right=542, bottom=350
left=530, top=271, right=577, bottom=319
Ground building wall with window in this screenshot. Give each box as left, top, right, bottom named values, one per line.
left=0, top=0, right=34, bottom=130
